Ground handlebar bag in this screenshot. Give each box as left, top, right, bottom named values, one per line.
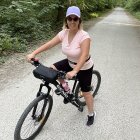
left=33, top=65, right=58, bottom=83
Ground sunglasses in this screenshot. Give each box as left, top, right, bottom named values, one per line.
left=67, top=16, right=79, bottom=22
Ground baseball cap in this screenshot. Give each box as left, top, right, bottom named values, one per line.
left=66, top=6, right=81, bottom=18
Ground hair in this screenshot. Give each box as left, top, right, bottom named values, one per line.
left=62, top=17, right=83, bottom=30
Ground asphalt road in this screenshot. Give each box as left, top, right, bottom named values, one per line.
left=0, top=7, right=140, bottom=140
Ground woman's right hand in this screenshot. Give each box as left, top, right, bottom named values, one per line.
left=26, top=53, right=36, bottom=62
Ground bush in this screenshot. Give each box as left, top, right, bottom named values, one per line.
left=133, top=11, right=140, bottom=19
left=125, top=0, right=140, bottom=12
left=0, top=33, right=27, bottom=56
left=0, top=0, right=118, bottom=59
left=90, top=12, right=99, bottom=18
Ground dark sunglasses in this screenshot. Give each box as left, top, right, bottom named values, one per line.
left=67, top=16, right=79, bottom=22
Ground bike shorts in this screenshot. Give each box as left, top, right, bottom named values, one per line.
left=53, top=58, right=93, bottom=92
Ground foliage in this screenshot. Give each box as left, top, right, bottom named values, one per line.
left=125, top=0, right=140, bottom=12
left=0, top=33, right=27, bottom=55
left=0, top=0, right=118, bottom=58
left=134, top=11, right=140, bottom=19
left=0, top=1, right=49, bottom=41
left=90, top=12, right=99, bottom=18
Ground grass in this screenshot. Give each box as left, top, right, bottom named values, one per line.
left=90, top=8, right=113, bottom=19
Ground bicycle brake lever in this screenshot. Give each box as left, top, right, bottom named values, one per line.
left=31, top=58, right=40, bottom=66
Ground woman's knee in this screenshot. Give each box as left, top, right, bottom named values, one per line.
left=83, top=92, right=92, bottom=97
left=50, top=64, right=58, bottom=70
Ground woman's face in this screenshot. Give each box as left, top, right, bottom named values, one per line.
left=66, top=15, right=80, bottom=30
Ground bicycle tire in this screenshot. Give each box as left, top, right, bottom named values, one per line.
left=14, top=94, right=53, bottom=140
left=75, top=70, right=101, bottom=106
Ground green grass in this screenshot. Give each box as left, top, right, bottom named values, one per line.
left=90, top=12, right=99, bottom=18
left=89, top=8, right=112, bottom=19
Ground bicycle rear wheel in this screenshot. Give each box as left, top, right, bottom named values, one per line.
left=14, top=94, right=53, bottom=140
left=75, top=70, right=101, bottom=106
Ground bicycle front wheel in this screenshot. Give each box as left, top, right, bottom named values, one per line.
left=14, top=94, right=53, bottom=140
left=75, top=70, right=101, bottom=106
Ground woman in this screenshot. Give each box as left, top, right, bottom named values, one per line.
left=27, top=6, right=96, bottom=126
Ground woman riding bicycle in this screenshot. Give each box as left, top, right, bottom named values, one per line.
left=27, top=6, right=96, bottom=126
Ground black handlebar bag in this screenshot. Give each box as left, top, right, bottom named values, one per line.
left=33, top=65, right=58, bottom=83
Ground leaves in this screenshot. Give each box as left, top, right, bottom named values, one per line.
left=0, top=0, right=118, bottom=56
left=125, top=0, right=140, bottom=12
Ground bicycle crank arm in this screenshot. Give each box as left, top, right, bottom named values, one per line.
left=70, top=101, right=83, bottom=112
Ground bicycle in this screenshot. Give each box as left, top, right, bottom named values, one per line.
left=14, top=59, right=101, bottom=140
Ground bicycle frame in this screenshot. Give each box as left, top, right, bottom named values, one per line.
left=33, top=77, right=82, bottom=115
left=30, top=58, right=84, bottom=114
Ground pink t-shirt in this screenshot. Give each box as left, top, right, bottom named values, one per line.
left=58, top=29, right=93, bottom=70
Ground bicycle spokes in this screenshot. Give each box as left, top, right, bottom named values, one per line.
left=20, top=99, right=48, bottom=139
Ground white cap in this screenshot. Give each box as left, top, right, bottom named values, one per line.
left=66, top=6, right=81, bottom=18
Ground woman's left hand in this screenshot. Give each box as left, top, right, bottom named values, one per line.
left=66, top=70, right=77, bottom=79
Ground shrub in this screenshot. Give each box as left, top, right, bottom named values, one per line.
left=0, top=33, right=27, bottom=56
left=125, top=0, right=140, bottom=12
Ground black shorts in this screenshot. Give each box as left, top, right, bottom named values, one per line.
left=53, top=59, right=93, bottom=92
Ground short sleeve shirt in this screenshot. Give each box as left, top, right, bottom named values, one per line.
left=57, top=29, right=93, bottom=70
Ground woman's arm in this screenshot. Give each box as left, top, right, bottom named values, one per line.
left=27, top=35, right=61, bottom=61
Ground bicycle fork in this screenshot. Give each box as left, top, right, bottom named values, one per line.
left=32, top=83, right=51, bottom=120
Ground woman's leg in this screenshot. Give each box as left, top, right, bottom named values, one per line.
left=51, top=64, right=65, bottom=83
left=51, top=60, right=73, bottom=104
left=83, top=91, right=95, bottom=126
left=51, top=59, right=73, bottom=84
left=83, top=92, right=94, bottom=114
left=77, top=66, right=95, bottom=126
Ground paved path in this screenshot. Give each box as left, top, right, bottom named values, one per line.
left=0, top=7, right=140, bottom=140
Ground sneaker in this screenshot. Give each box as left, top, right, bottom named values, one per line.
left=86, top=112, right=96, bottom=126
left=63, top=98, right=69, bottom=104
left=63, top=94, right=73, bottom=104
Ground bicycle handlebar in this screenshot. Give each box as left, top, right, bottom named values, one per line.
left=31, top=58, right=40, bottom=67
left=30, top=58, right=76, bottom=80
